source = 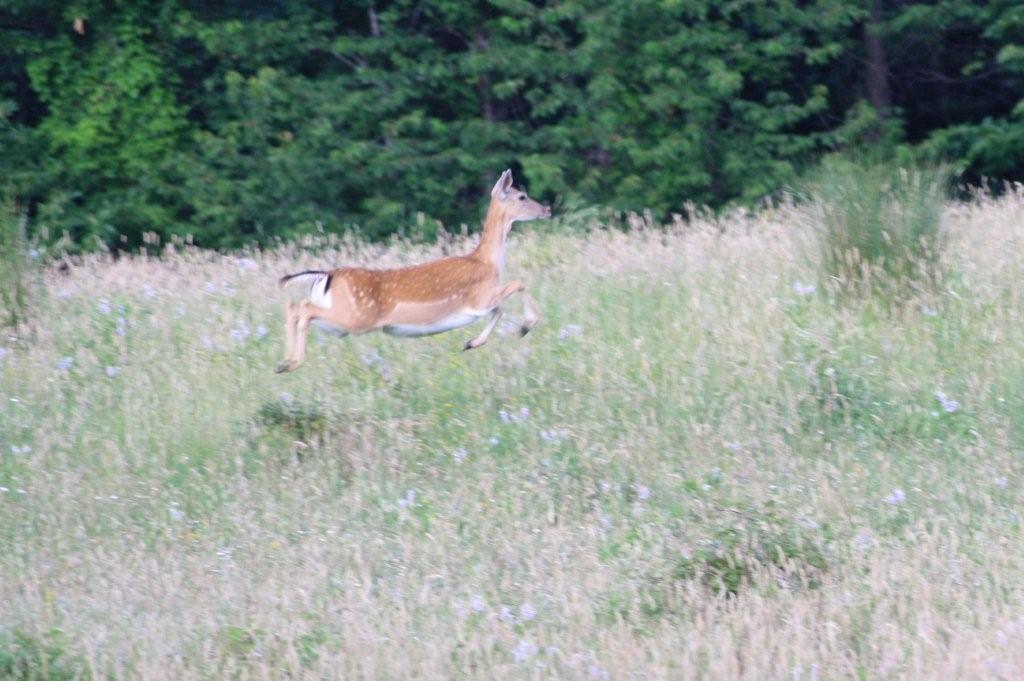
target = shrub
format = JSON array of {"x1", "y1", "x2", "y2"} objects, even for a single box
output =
[
  {"x1": 0, "y1": 628, "x2": 83, "y2": 681},
  {"x1": 0, "y1": 200, "x2": 37, "y2": 331},
  {"x1": 672, "y1": 507, "x2": 828, "y2": 596},
  {"x1": 808, "y1": 156, "x2": 951, "y2": 294}
]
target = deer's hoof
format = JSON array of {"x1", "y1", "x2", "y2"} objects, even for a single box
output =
[
  {"x1": 463, "y1": 340, "x2": 477, "y2": 351},
  {"x1": 275, "y1": 360, "x2": 296, "y2": 374},
  {"x1": 519, "y1": 325, "x2": 532, "y2": 337}
]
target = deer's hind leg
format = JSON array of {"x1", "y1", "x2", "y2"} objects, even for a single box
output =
[{"x1": 276, "y1": 301, "x2": 299, "y2": 373}]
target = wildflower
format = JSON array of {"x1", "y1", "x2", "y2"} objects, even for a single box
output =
[
  {"x1": 29, "y1": 248, "x2": 40, "y2": 259},
  {"x1": 935, "y1": 391, "x2": 959, "y2": 413},
  {"x1": 470, "y1": 595, "x2": 487, "y2": 614},
  {"x1": 634, "y1": 484, "x2": 651, "y2": 500},
  {"x1": 142, "y1": 285, "x2": 157, "y2": 299},
  {"x1": 168, "y1": 504, "x2": 185, "y2": 522},
  {"x1": 512, "y1": 639, "x2": 538, "y2": 663},
  {"x1": 588, "y1": 664, "x2": 610, "y2": 680},
  {"x1": 236, "y1": 257, "x2": 258, "y2": 271},
  {"x1": 0, "y1": 348, "x2": 8, "y2": 361},
  {"x1": 852, "y1": 527, "x2": 876, "y2": 552},
  {"x1": 115, "y1": 317, "x2": 127, "y2": 337},
  {"x1": 488, "y1": 437, "x2": 500, "y2": 446},
  {"x1": 498, "y1": 605, "x2": 516, "y2": 623},
  {"x1": 520, "y1": 407, "x2": 530, "y2": 420},
  {"x1": 452, "y1": 448, "x2": 468, "y2": 463},
  {"x1": 520, "y1": 602, "x2": 537, "y2": 621},
  {"x1": 97, "y1": 299, "x2": 112, "y2": 315},
  {"x1": 724, "y1": 441, "x2": 741, "y2": 452},
  {"x1": 105, "y1": 366, "x2": 119, "y2": 378},
  {"x1": 230, "y1": 321, "x2": 250, "y2": 343},
  {"x1": 201, "y1": 336, "x2": 215, "y2": 350},
  {"x1": 995, "y1": 477, "x2": 1009, "y2": 489},
  {"x1": 57, "y1": 356, "x2": 74, "y2": 371},
  {"x1": 397, "y1": 489, "x2": 416, "y2": 509},
  {"x1": 558, "y1": 324, "x2": 583, "y2": 340},
  {"x1": 10, "y1": 445, "x2": 30, "y2": 456},
  {"x1": 599, "y1": 514, "x2": 613, "y2": 530},
  {"x1": 884, "y1": 488, "x2": 906, "y2": 505},
  {"x1": 793, "y1": 282, "x2": 816, "y2": 296},
  {"x1": 202, "y1": 281, "x2": 217, "y2": 295},
  {"x1": 279, "y1": 392, "x2": 294, "y2": 405},
  {"x1": 499, "y1": 409, "x2": 511, "y2": 423},
  {"x1": 921, "y1": 305, "x2": 939, "y2": 317},
  {"x1": 254, "y1": 324, "x2": 268, "y2": 339}
]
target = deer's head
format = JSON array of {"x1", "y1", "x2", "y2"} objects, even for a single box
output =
[{"x1": 490, "y1": 169, "x2": 551, "y2": 231}]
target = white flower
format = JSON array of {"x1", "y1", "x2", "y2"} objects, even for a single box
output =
[
  {"x1": 921, "y1": 305, "x2": 939, "y2": 317},
  {"x1": 634, "y1": 484, "x2": 651, "y2": 500},
  {"x1": 279, "y1": 392, "x2": 294, "y2": 405},
  {"x1": 10, "y1": 445, "x2": 30, "y2": 456},
  {"x1": 884, "y1": 488, "x2": 906, "y2": 505},
  {"x1": 115, "y1": 317, "x2": 127, "y2": 337},
  {"x1": 995, "y1": 477, "x2": 1009, "y2": 489},
  {"x1": 452, "y1": 448, "x2": 468, "y2": 463},
  {"x1": 488, "y1": 437, "x2": 500, "y2": 446},
  {"x1": 793, "y1": 282, "x2": 816, "y2": 296},
  {"x1": 935, "y1": 391, "x2": 959, "y2": 413},
  {"x1": 105, "y1": 366, "x2": 119, "y2": 378},
  {"x1": 599, "y1": 514, "x2": 613, "y2": 530},
  {"x1": 558, "y1": 324, "x2": 583, "y2": 340},
  {"x1": 470, "y1": 595, "x2": 487, "y2": 614},
  {"x1": 499, "y1": 409, "x2": 511, "y2": 423},
  {"x1": 254, "y1": 324, "x2": 268, "y2": 339},
  {"x1": 498, "y1": 605, "x2": 516, "y2": 623},
  {"x1": 236, "y1": 257, "x2": 258, "y2": 271},
  {"x1": 168, "y1": 504, "x2": 185, "y2": 521},
  {"x1": 512, "y1": 639, "x2": 538, "y2": 663},
  {"x1": 397, "y1": 489, "x2": 416, "y2": 508},
  {"x1": 142, "y1": 285, "x2": 157, "y2": 299},
  {"x1": 57, "y1": 356, "x2": 74, "y2": 371},
  {"x1": 97, "y1": 299, "x2": 112, "y2": 315},
  {"x1": 519, "y1": 602, "x2": 536, "y2": 621}
]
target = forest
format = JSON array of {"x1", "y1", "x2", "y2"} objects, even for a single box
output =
[{"x1": 1, "y1": 0, "x2": 1022, "y2": 249}]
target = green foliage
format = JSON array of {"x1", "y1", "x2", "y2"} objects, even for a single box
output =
[
  {"x1": 809, "y1": 157, "x2": 950, "y2": 294},
  {"x1": 0, "y1": 1, "x2": 1022, "y2": 250},
  {"x1": 0, "y1": 628, "x2": 83, "y2": 681},
  {"x1": 0, "y1": 200, "x2": 37, "y2": 331},
  {"x1": 672, "y1": 505, "x2": 828, "y2": 596},
  {"x1": 252, "y1": 396, "x2": 327, "y2": 448}
]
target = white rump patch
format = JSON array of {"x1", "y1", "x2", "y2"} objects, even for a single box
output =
[
  {"x1": 383, "y1": 311, "x2": 485, "y2": 338},
  {"x1": 282, "y1": 272, "x2": 333, "y2": 309}
]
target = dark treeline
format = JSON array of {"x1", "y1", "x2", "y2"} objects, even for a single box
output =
[{"x1": 1, "y1": 1, "x2": 1022, "y2": 250}]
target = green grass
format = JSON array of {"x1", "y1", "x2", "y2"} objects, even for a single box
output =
[{"x1": 1, "y1": 194, "x2": 1023, "y2": 678}]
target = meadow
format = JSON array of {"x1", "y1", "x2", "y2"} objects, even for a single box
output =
[{"x1": 2, "y1": 189, "x2": 1024, "y2": 679}]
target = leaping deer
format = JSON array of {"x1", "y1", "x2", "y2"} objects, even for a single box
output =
[{"x1": 275, "y1": 169, "x2": 551, "y2": 373}]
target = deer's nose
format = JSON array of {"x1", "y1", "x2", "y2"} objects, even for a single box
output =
[{"x1": 542, "y1": 206, "x2": 552, "y2": 218}]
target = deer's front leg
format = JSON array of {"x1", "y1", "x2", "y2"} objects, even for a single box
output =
[
  {"x1": 464, "y1": 308, "x2": 503, "y2": 351},
  {"x1": 518, "y1": 291, "x2": 540, "y2": 337},
  {"x1": 277, "y1": 301, "x2": 298, "y2": 373}
]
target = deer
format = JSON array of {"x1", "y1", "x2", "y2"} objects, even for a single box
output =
[{"x1": 275, "y1": 169, "x2": 551, "y2": 373}]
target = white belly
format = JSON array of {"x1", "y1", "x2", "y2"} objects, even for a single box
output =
[
  {"x1": 311, "y1": 319, "x2": 349, "y2": 337},
  {"x1": 382, "y1": 311, "x2": 485, "y2": 338}
]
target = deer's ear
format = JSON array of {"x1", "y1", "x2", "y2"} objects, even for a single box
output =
[{"x1": 491, "y1": 169, "x2": 513, "y2": 198}]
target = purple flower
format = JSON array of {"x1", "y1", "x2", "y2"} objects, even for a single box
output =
[
  {"x1": 512, "y1": 640, "x2": 538, "y2": 663},
  {"x1": 935, "y1": 391, "x2": 959, "y2": 413},
  {"x1": 519, "y1": 602, "x2": 537, "y2": 621},
  {"x1": 470, "y1": 595, "x2": 487, "y2": 614},
  {"x1": 105, "y1": 366, "x2": 119, "y2": 378},
  {"x1": 57, "y1": 356, "x2": 74, "y2": 371},
  {"x1": 884, "y1": 488, "x2": 906, "y2": 505}
]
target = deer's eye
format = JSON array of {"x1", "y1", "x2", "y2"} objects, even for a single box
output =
[{"x1": 519, "y1": 195, "x2": 526, "y2": 201}]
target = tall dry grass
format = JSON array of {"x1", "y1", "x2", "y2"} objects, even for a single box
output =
[{"x1": 1, "y1": 188, "x2": 1024, "y2": 679}]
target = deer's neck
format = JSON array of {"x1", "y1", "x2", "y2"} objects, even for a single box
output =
[{"x1": 472, "y1": 202, "x2": 512, "y2": 273}]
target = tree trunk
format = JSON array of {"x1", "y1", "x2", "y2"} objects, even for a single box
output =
[{"x1": 864, "y1": 0, "x2": 891, "y2": 138}]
